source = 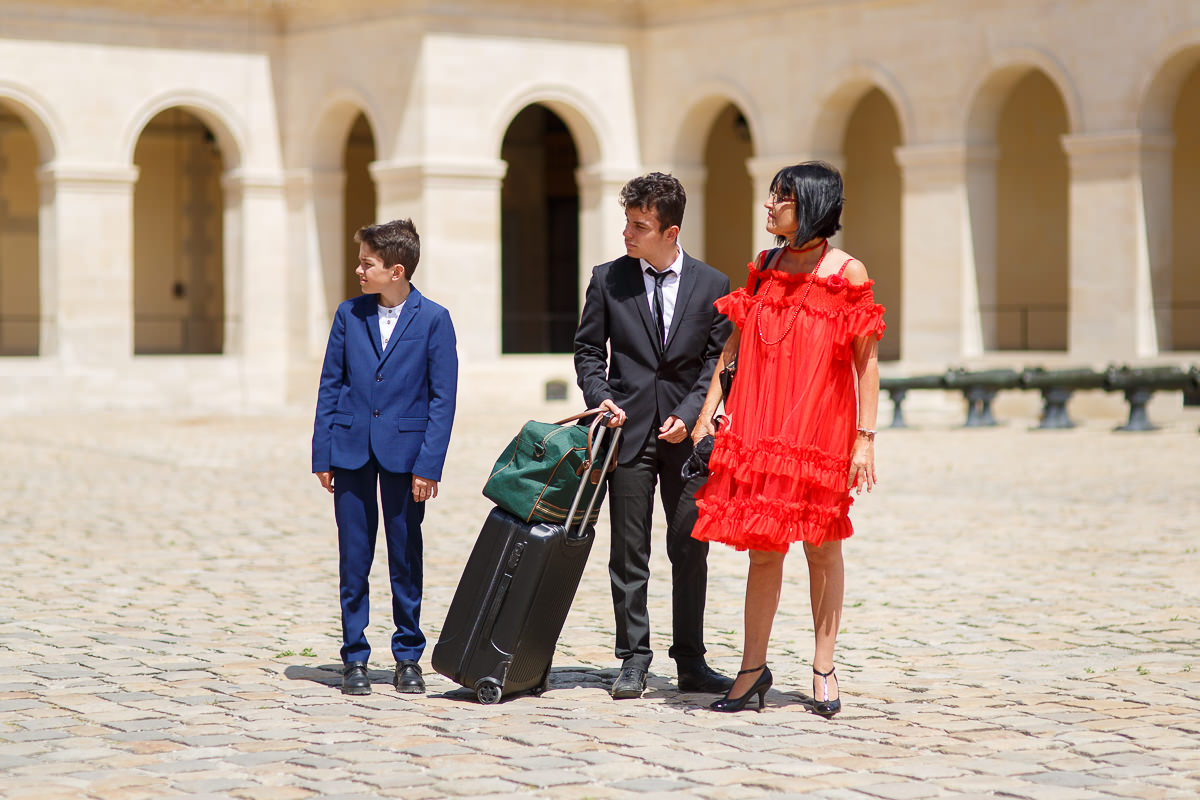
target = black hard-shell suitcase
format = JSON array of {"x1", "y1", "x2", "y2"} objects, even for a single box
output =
[{"x1": 432, "y1": 415, "x2": 621, "y2": 704}]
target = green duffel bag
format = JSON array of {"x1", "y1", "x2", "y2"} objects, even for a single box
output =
[{"x1": 483, "y1": 409, "x2": 618, "y2": 526}]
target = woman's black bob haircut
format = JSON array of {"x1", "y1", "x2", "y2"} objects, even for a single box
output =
[{"x1": 769, "y1": 161, "x2": 844, "y2": 248}]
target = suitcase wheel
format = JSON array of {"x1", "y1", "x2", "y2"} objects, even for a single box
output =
[{"x1": 474, "y1": 678, "x2": 503, "y2": 705}]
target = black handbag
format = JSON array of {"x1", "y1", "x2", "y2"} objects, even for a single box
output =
[
  {"x1": 681, "y1": 430, "x2": 716, "y2": 481},
  {"x1": 716, "y1": 265, "x2": 767, "y2": 401}
]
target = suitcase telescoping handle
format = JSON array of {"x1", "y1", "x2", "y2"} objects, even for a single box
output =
[{"x1": 561, "y1": 410, "x2": 622, "y2": 542}]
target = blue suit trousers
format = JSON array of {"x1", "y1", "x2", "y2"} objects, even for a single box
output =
[{"x1": 334, "y1": 456, "x2": 425, "y2": 665}]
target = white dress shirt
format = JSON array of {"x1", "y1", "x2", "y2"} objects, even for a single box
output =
[
  {"x1": 640, "y1": 247, "x2": 685, "y2": 340},
  {"x1": 377, "y1": 300, "x2": 406, "y2": 349}
]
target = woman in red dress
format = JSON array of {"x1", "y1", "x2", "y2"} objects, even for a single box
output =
[{"x1": 691, "y1": 162, "x2": 885, "y2": 715}]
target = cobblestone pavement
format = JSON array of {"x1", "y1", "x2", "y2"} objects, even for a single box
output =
[{"x1": 1, "y1": 402, "x2": 1198, "y2": 799}]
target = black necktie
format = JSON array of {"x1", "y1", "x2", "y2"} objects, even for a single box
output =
[{"x1": 649, "y1": 269, "x2": 668, "y2": 346}]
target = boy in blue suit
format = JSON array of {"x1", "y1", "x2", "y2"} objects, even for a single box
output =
[{"x1": 312, "y1": 218, "x2": 458, "y2": 696}]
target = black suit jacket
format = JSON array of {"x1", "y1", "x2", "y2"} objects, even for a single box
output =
[{"x1": 574, "y1": 252, "x2": 732, "y2": 464}]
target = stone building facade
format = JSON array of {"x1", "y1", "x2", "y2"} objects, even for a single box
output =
[{"x1": 1, "y1": 0, "x2": 1198, "y2": 412}]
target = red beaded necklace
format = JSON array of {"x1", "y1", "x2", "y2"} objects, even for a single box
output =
[{"x1": 756, "y1": 241, "x2": 830, "y2": 346}]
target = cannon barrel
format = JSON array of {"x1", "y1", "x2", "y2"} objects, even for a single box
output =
[
  {"x1": 1102, "y1": 365, "x2": 1192, "y2": 432},
  {"x1": 878, "y1": 374, "x2": 947, "y2": 428},
  {"x1": 880, "y1": 374, "x2": 946, "y2": 391},
  {"x1": 942, "y1": 368, "x2": 1022, "y2": 389},
  {"x1": 1019, "y1": 367, "x2": 1106, "y2": 391},
  {"x1": 1103, "y1": 364, "x2": 1192, "y2": 391}
]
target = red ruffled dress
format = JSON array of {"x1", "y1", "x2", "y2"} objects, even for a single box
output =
[{"x1": 692, "y1": 249, "x2": 886, "y2": 553}]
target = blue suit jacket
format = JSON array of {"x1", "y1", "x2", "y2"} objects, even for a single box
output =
[{"x1": 312, "y1": 287, "x2": 458, "y2": 480}]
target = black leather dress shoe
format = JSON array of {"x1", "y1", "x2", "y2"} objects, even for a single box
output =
[
  {"x1": 676, "y1": 657, "x2": 735, "y2": 693},
  {"x1": 341, "y1": 661, "x2": 371, "y2": 695},
  {"x1": 394, "y1": 660, "x2": 425, "y2": 694},
  {"x1": 610, "y1": 665, "x2": 647, "y2": 699}
]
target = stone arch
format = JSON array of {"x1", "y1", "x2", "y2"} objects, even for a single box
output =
[
  {"x1": 1139, "y1": 36, "x2": 1200, "y2": 351},
  {"x1": 491, "y1": 85, "x2": 606, "y2": 169},
  {"x1": 964, "y1": 58, "x2": 1073, "y2": 352},
  {"x1": 0, "y1": 82, "x2": 61, "y2": 164},
  {"x1": 965, "y1": 47, "x2": 1081, "y2": 144},
  {"x1": 839, "y1": 88, "x2": 904, "y2": 361},
  {"x1": 498, "y1": 103, "x2": 582, "y2": 353},
  {"x1": 306, "y1": 95, "x2": 381, "y2": 314},
  {"x1": 130, "y1": 106, "x2": 232, "y2": 354},
  {"x1": 0, "y1": 88, "x2": 57, "y2": 356},
  {"x1": 123, "y1": 90, "x2": 245, "y2": 170},
  {"x1": 308, "y1": 90, "x2": 382, "y2": 172},
  {"x1": 668, "y1": 82, "x2": 763, "y2": 167},
  {"x1": 810, "y1": 62, "x2": 913, "y2": 158}
]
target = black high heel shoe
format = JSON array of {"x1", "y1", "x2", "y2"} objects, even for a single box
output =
[
  {"x1": 709, "y1": 664, "x2": 772, "y2": 712},
  {"x1": 812, "y1": 666, "x2": 841, "y2": 718}
]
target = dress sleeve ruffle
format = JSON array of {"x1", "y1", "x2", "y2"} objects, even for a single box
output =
[
  {"x1": 844, "y1": 292, "x2": 886, "y2": 339},
  {"x1": 714, "y1": 287, "x2": 753, "y2": 329},
  {"x1": 714, "y1": 252, "x2": 774, "y2": 329}
]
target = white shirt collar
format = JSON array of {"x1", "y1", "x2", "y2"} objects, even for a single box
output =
[{"x1": 640, "y1": 246, "x2": 684, "y2": 277}]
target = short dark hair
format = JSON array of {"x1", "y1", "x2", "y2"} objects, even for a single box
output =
[
  {"x1": 619, "y1": 172, "x2": 686, "y2": 231},
  {"x1": 770, "y1": 162, "x2": 844, "y2": 247},
  {"x1": 355, "y1": 218, "x2": 421, "y2": 278}
]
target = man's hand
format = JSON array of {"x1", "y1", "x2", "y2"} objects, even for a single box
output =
[
  {"x1": 413, "y1": 475, "x2": 439, "y2": 503},
  {"x1": 599, "y1": 398, "x2": 626, "y2": 428},
  {"x1": 657, "y1": 415, "x2": 687, "y2": 443},
  {"x1": 315, "y1": 471, "x2": 334, "y2": 494}
]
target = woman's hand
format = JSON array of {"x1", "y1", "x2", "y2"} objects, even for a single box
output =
[
  {"x1": 848, "y1": 436, "x2": 876, "y2": 494},
  {"x1": 692, "y1": 414, "x2": 716, "y2": 446}
]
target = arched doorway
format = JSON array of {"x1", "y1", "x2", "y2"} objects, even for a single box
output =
[
  {"x1": 841, "y1": 88, "x2": 902, "y2": 361},
  {"x1": 132, "y1": 108, "x2": 225, "y2": 355},
  {"x1": 990, "y1": 71, "x2": 1069, "y2": 351},
  {"x1": 1169, "y1": 64, "x2": 1200, "y2": 350},
  {"x1": 342, "y1": 112, "x2": 376, "y2": 301},
  {"x1": 500, "y1": 104, "x2": 580, "y2": 354},
  {"x1": 0, "y1": 104, "x2": 40, "y2": 356},
  {"x1": 702, "y1": 103, "x2": 754, "y2": 286}
]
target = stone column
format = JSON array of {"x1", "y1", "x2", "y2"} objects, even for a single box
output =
[
  {"x1": 222, "y1": 168, "x2": 289, "y2": 405},
  {"x1": 37, "y1": 162, "x2": 139, "y2": 364},
  {"x1": 1061, "y1": 132, "x2": 1158, "y2": 362},
  {"x1": 373, "y1": 158, "x2": 508, "y2": 362},
  {"x1": 577, "y1": 164, "x2": 635, "y2": 307},
  {"x1": 664, "y1": 163, "x2": 706, "y2": 259},
  {"x1": 745, "y1": 156, "x2": 797, "y2": 255},
  {"x1": 310, "y1": 168, "x2": 348, "y2": 351},
  {"x1": 1137, "y1": 134, "x2": 1175, "y2": 353},
  {"x1": 894, "y1": 143, "x2": 990, "y2": 366}
]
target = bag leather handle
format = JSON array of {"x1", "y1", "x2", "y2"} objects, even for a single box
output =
[{"x1": 552, "y1": 408, "x2": 605, "y2": 426}]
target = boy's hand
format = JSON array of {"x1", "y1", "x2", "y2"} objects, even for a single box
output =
[
  {"x1": 315, "y1": 471, "x2": 334, "y2": 493},
  {"x1": 413, "y1": 475, "x2": 438, "y2": 502}
]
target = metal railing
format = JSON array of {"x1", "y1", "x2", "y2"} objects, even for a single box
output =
[
  {"x1": 978, "y1": 304, "x2": 1068, "y2": 351},
  {"x1": 134, "y1": 315, "x2": 224, "y2": 355}
]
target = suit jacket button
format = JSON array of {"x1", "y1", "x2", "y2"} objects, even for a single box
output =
[
  {"x1": 373, "y1": 410, "x2": 381, "y2": 418},
  {"x1": 376, "y1": 374, "x2": 383, "y2": 382}
]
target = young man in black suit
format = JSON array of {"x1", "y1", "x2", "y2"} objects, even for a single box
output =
[{"x1": 574, "y1": 172, "x2": 734, "y2": 699}]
